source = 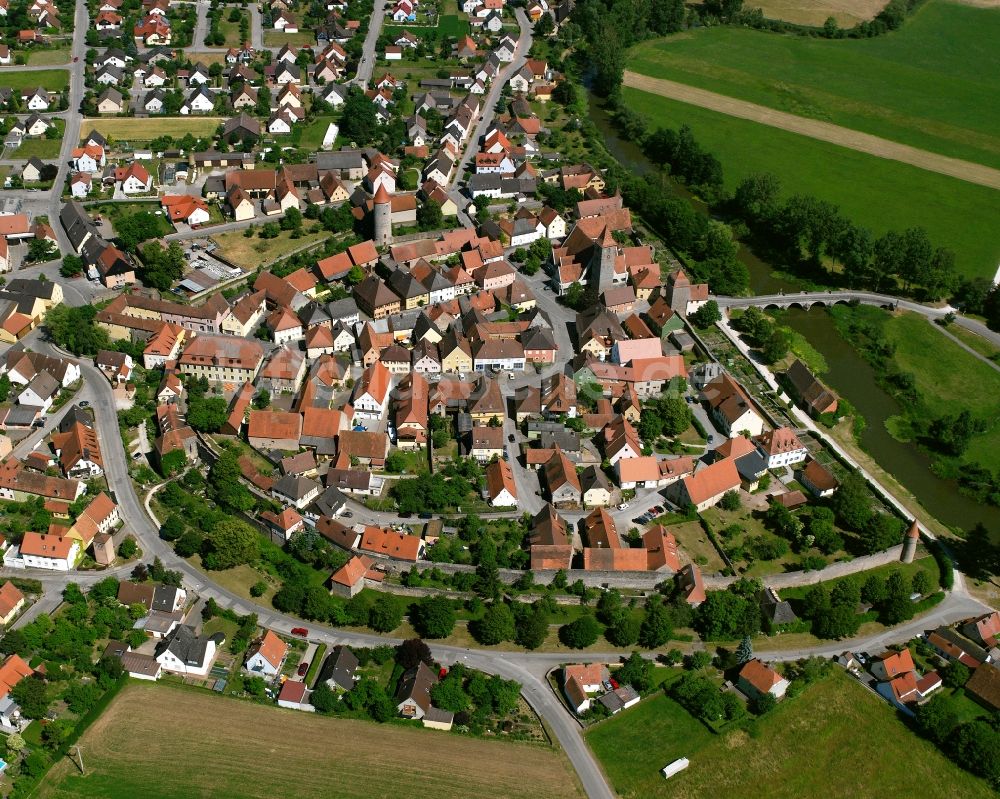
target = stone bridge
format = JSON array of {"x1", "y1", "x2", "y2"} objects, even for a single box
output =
[{"x1": 713, "y1": 290, "x2": 913, "y2": 314}]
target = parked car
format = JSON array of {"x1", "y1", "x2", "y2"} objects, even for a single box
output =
[
  {"x1": 290, "y1": 627, "x2": 308, "y2": 637},
  {"x1": 616, "y1": 502, "x2": 629, "y2": 510},
  {"x1": 297, "y1": 661, "x2": 308, "y2": 677},
  {"x1": 342, "y1": 511, "x2": 353, "y2": 518},
  {"x1": 418, "y1": 512, "x2": 432, "y2": 520},
  {"x1": 79, "y1": 400, "x2": 90, "y2": 407},
  {"x1": 508, "y1": 434, "x2": 515, "y2": 443}
]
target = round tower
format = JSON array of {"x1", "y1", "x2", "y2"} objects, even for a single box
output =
[
  {"x1": 900, "y1": 519, "x2": 919, "y2": 563},
  {"x1": 373, "y1": 183, "x2": 392, "y2": 247}
]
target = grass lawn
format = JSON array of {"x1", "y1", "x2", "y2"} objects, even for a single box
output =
[
  {"x1": 25, "y1": 46, "x2": 71, "y2": 66},
  {"x1": 297, "y1": 115, "x2": 340, "y2": 151},
  {"x1": 778, "y1": 553, "x2": 937, "y2": 603},
  {"x1": 11, "y1": 135, "x2": 62, "y2": 159},
  {"x1": 626, "y1": 1, "x2": 1000, "y2": 169},
  {"x1": 620, "y1": 87, "x2": 1000, "y2": 282},
  {"x1": 80, "y1": 117, "x2": 224, "y2": 143},
  {"x1": 90, "y1": 201, "x2": 171, "y2": 236},
  {"x1": 36, "y1": 683, "x2": 584, "y2": 799},
  {"x1": 946, "y1": 324, "x2": 1000, "y2": 363},
  {"x1": 882, "y1": 311, "x2": 1000, "y2": 469},
  {"x1": 0, "y1": 67, "x2": 68, "y2": 91},
  {"x1": 219, "y1": 18, "x2": 244, "y2": 47},
  {"x1": 264, "y1": 30, "x2": 319, "y2": 47},
  {"x1": 586, "y1": 669, "x2": 994, "y2": 798},
  {"x1": 660, "y1": 519, "x2": 726, "y2": 574},
  {"x1": 213, "y1": 227, "x2": 328, "y2": 269},
  {"x1": 188, "y1": 556, "x2": 278, "y2": 606}
]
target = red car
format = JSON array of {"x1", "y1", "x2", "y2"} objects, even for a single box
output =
[
  {"x1": 297, "y1": 661, "x2": 309, "y2": 677},
  {"x1": 290, "y1": 627, "x2": 308, "y2": 637}
]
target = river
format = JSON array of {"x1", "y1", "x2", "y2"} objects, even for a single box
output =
[{"x1": 588, "y1": 94, "x2": 1000, "y2": 537}]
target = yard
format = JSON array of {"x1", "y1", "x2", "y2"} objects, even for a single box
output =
[
  {"x1": 619, "y1": 86, "x2": 1000, "y2": 282},
  {"x1": 662, "y1": 519, "x2": 727, "y2": 574},
  {"x1": 296, "y1": 114, "x2": 341, "y2": 151},
  {"x1": 80, "y1": 117, "x2": 224, "y2": 143},
  {"x1": 625, "y1": 0, "x2": 1000, "y2": 169},
  {"x1": 25, "y1": 46, "x2": 71, "y2": 66},
  {"x1": 10, "y1": 133, "x2": 62, "y2": 159},
  {"x1": 264, "y1": 30, "x2": 320, "y2": 47},
  {"x1": 89, "y1": 201, "x2": 172, "y2": 239},
  {"x1": 36, "y1": 683, "x2": 584, "y2": 799},
  {"x1": 586, "y1": 669, "x2": 994, "y2": 798},
  {"x1": 0, "y1": 67, "x2": 68, "y2": 90},
  {"x1": 213, "y1": 227, "x2": 328, "y2": 269}
]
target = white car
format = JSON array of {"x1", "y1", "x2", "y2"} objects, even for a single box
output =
[{"x1": 616, "y1": 502, "x2": 629, "y2": 510}]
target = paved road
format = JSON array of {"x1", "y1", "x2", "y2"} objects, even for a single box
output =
[
  {"x1": 622, "y1": 71, "x2": 1000, "y2": 191},
  {"x1": 447, "y1": 8, "x2": 533, "y2": 226},
  {"x1": 355, "y1": 0, "x2": 388, "y2": 87}
]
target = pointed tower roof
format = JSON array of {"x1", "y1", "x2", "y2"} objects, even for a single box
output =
[
  {"x1": 373, "y1": 183, "x2": 390, "y2": 204},
  {"x1": 598, "y1": 225, "x2": 615, "y2": 248},
  {"x1": 906, "y1": 520, "x2": 920, "y2": 539}
]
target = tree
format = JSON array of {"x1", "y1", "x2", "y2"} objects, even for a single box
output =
[
  {"x1": 559, "y1": 615, "x2": 601, "y2": 649},
  {"x1": 118, "y1": 537, "x2": 138, "y2": 559},
  {"x1": 733, "y1": 172, "x2": 781, "y2": 224},
  {"x1": 368, "y1": 594, "x2": 404, "y2": 633},
  {"x1": 311, "y1": 681, "x2": 338, "y2": 712},
  {"x1": 250, "y1": 581, "x2": 268, "y2": 598},
  {"x1": 830, "y1": 471, "x2": 872, "y2": 531},
  {"x1": 207, "y1": 449, "x2": 255, "y2": 512},
  {"x1": 60, "y1": 254, "x2": 85, "y2": 277},
  {"x1": 157, "y1": 449, "x2": 187, "y2": 477},
  {"x1": 514, "y1": 605, "x2": 548, "y2": 650},
  {"x1": 252, "y1": 389, "x2": 271, "y2": 410},
  {"x1": 604, "y1": 612, "x2": 640, "y2": 647},
  {"x1": 185, "y1": 396, "x2": 229, "y2": 432},
  {"x1": 943, "y1": 661, "x2": 970, "y2": 689},
  {"x1": 914, "y1": 693, "x2": 959, "y2": 745},
  {"x1": 638, "y1": 601, "x2": 672, "y2": 649},
  {"x1": 115, "y1": 211, "x2": 164, "y2": 252},
  {"x1": 11, "y1": 676, "x2": 49, "y2": 719},
  {"x1": 912, "y1": 569, "x2": 933, "y2": 596},
  {"x1": 44, "y1": 304, "x2": 111, "y2": 356},
  {"x1": 384, "y1": 451, "x2": 408, "y2": 474},
  {"x1": 880, "y1": 571, "x2": 913, "y2": 625},
  {"x1": 695, "y1": 589, "x2": 760, "y2": 640},
  {"x1": 204, "y1": 519, "x2": 259, "y2": 570},
  {"x1": 719, "y1": 490, "x2": 741, "y2": 511},
  {"x1": 340, "y1": 88, "x2": 379, "y2": 144},
  {"x1": 397, "y1": 638, "x2": 433, "y2": 669},
  {"x1": 6, "y1": 733, "x2": 25, "y2": 754},
  {"x1": 689, "y1": 300, "x2": 721, "y2": 329},
  {"x1": 431, "y1": 673, "x2": 470, "y2": 713},
  {"x1": 160, "y1": 514, "x2": 186, "y2": 542},
  {"x1": 750, "y1": 691, "x2": 777, "y2": 715},
  {"x1": 861, "y1": 513, "x2": 904, "y2": 554},
  {"x1": 617, "y1": 651, "x2": 654, "y2": 692},
  {"x1": 412, "y1": 596, "x2": 456, "y2": 639},
  {"x1": 417, "y1": 200, "x2": 443, "y2": 231},
  {"x1": 472, "y1": 602, "x2": 515, "y2": 645},
  {"x1": 736, "y1": 635, "x2": 753, "y2": 664}
]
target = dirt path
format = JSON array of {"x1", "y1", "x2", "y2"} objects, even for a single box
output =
[{"x1": 623, "y1": 71, "x2": 1000, "y2": 191}]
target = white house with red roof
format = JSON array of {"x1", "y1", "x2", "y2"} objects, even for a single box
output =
[{"x1": 737, "y1": 659, "x2": 790, "y2": 701}]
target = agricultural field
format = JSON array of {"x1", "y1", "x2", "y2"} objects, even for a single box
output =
[
  {"x1": 586, "y1": 669, "x2": 994, "y2": 799},
  {"x1": 80, "y1": 117, "x2": 223, "y2": 143},
  {"x1": 754, "y1": 0, "x2": 887, "y2": 25},
  {"x1": 36, "y1": 683, "x2": 583, "y2": 799},
  {"x1": 619, "y1": 87, "x2": 1000, "y2": 281},
  {"x1": 0, "y1": 67, "x2": 68, "y2": 91},
  {"x1": 625, "y1": 1, "x2": 1000, "y2": 169}
]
